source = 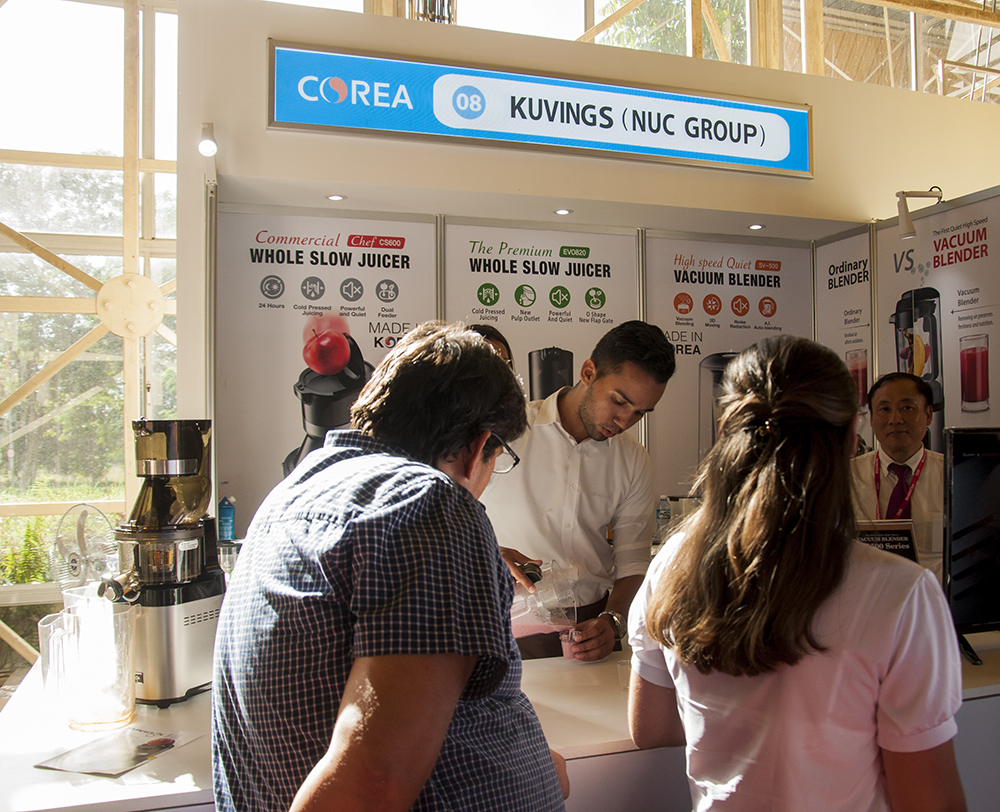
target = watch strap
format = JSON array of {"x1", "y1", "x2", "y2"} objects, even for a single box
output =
[{"x1": 598, "y1": 610, "x2": 624, "y2": 640}]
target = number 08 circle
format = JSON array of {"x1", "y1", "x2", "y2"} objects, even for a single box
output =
[{"x1": 452, "y1": 85, "x2": 485, "y2": 120}]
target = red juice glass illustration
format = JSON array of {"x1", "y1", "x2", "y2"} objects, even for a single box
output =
[
  {"x1": 960, "y1": 334, "x2": 989, "y2": 412},
  {"x1": 846, "y1": 348, "x2": 868, "y2": 412}
]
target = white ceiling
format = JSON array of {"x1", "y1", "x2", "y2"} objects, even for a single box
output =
[{"x1": 218, "y1": 174, "x2": 865, "y2": 244}]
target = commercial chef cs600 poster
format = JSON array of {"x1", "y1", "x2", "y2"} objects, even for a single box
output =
[{"x1": 215, "y1": 209, "x2": 436, "y2": 536}]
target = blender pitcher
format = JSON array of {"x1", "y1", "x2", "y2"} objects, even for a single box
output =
[
  {"x1": 510, "y1": 561, "x2": 577, "y2": 637},
  {"x1": 38, "y1": 587, "x2": 137, "y2": 731}
]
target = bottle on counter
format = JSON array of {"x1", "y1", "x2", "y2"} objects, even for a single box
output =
[
  {"x1": 219, "y1": 496, "x2": 236, "y2": 541},
  {"x1": 655, "y1": 495, "x2": 671, "y2": 543}
]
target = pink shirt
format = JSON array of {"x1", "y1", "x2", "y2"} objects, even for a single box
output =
[{"x1": 630, "y1": 536, "x2": 961, "y2": 812}]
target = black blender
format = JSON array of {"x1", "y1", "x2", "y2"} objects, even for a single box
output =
[
  {"x1": 528, "y1": 346, "x2": 574, "y2": 401},
  {"x1": 698, "y1": 352, "x2": 737, "y2": 461},
  {"x1": 100, "y1": 419, "x2": 226, "y2": 708},
  {"x1": 890, "y1": 288, "x2": 945, "y2": 451}
]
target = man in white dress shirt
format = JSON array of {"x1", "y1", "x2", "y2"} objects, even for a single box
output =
[
  {"x1": 851, "y1": 372, "x2": 944, "y2": 575},
  {"x1": 483, "y1": 321, "x2": 676, "y2": 661}
]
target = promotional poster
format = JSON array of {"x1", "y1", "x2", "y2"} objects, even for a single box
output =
[
  {"x1": 210, "y1": 194, "x2": 998, "y2": 538},
  {"x1": 644, "y1": 237, "x2": 813, "y2": 498},
  {"x1": 876, "y1": 196, "x2": 998, "y2": 445},
  {"x1": 874, "y1": 193, "x2": 999, "y2": 630},
  {"x1": 815, "y1": 230, "x2": 874, "y2": 449},
  {"x1": 443, "y1": 223, "x2": 640, "y2": 401},
  {"x1": 214, "y1": 209, "x2": 436, "y2": 535}
]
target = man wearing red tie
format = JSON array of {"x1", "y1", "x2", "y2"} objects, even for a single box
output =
[{"x1": 851, "y1": 372, "x2": 943, "y2": 576}]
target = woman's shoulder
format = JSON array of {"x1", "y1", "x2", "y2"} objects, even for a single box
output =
[{"x1": 840, "y1": 541, "x2": 939, "y2": 608}]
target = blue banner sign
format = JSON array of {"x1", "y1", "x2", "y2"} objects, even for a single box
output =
[{"x1": 271, "y1": 44, "x2": 811, "y2": 176}]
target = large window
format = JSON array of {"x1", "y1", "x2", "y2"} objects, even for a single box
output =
[
  {"x1": 377, "y1": 0, "x2": 1000, "y2": 102},
  {"x1": 0, "y1": 0, "x2": 177, "y2": 686}
]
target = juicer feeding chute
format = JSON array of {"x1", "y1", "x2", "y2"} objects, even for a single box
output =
[{"x1": 283, "y1": 332, "x2": 375, "y2": 476}]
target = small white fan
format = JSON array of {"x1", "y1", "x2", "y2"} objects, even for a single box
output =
[{"x1": 50, "y1": 503, "x2": 118, "y2": 591}]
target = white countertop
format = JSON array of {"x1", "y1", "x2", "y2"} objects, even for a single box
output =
[
  {"x1": 0, "y1": 669, "x2": 213, "y2": 812},
  {"x1": 520, "y1": 649, "x2": 634, "y2": 759},
  {"x1": 3, "y1": 632, "x2": 999, "y2": 812},
  {"x1": 957, "y1": 631, "x2": 1000, "y2": 699},
  {"x1": 0, "y1": 651, "x2": 633, "y2": 812}
]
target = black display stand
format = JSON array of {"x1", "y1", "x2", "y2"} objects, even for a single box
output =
[{"x1": 944, "y1": 427, "x2": 1000, "y2": 666}]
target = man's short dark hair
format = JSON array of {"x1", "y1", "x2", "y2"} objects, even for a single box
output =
[
  {"x1": 469, "y1": 324, "x2": 513, "y2": 367},
  {"x1": 351, "y1": 321, "x2": 527, "y2": 465},
  {"x1": 867, "y1": 372, "x2": 934, "y2": 410},
  {"x1": 590, "y1": 320, "x2": 676, "y2": 384}
]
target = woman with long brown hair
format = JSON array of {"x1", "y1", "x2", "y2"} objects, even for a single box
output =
[{"x1": 628, "y1": 336, "x2": 965, "y2": 811}]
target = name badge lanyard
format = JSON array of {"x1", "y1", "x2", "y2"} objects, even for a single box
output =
[{"x1": 874, "y1": 449, "x2": 926, "y2": 520}]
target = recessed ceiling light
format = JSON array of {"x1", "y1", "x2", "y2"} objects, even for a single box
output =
[
  {"x1": 749, "y1": 223, "x2": 764, "y2": 230},
  {"x1": 555, "y1": 208, "x2": 572, "y2": 216},
  {"x1": 327, "y1": 194, "x2": 346, "y2": 201}
]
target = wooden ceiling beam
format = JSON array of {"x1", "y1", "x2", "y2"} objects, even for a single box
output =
[{"x1": 879, "y1": 0, "x2": 1000, "y2": 28}]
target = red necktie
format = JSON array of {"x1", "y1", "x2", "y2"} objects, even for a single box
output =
[{"x1": 886, "y1": 463, "x2": 911, "y2": 520}]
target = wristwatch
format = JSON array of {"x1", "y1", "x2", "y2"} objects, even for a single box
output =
[{"x1": 598, "y1": 609, "x2": 625, "y2": 641}]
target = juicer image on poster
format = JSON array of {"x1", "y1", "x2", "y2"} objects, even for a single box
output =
[
  {"x1": 890, "y1": 288, "x2": 945, "y2": 451},
  {"x1": 215, "y1": 210, "x2": 436, "y2": 536},
  {"x1": 283, "y1": 315, "x2": 375, "y2": 476},
  {"x1": 529, "y1": 347, "x2": 573, "y2": 400}
]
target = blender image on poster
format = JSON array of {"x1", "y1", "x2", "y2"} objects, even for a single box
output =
[
  {"x1": 284, "y1": 315, "x2": 375, "y2": 475},
  {"x1": 699, "y1": 352, "x2": 737, "y2": 461},
  {"x1": 890, "y1": 288, "x2": 944, "y2": 450}
]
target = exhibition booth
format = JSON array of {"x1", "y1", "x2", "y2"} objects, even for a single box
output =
[
  {"x1": 174, "y1": 1, "x2": 1000, "y2": 522},
  {"x1": 183, "y1": 3, "x2": 1000, "y2": 810},
  {"x1": 6, "y1": 0, "x2": 1000, "y2": 810}
]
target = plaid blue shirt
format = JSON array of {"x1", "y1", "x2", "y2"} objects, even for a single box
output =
[{"x1": 212, "y1": 431, "x2": 565, "y2": 812}]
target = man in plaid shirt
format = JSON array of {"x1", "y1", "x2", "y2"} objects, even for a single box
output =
[{"x1": 212, "y1": 322, "x2": 568, "y2": 812}]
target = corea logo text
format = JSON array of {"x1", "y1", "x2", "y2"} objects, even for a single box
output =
[{"x1": 297, "y1": 76, "x2": 413, "y2": 109}]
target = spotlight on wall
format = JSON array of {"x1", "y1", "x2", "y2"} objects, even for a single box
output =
[
  {"x1": 895, "y1": 187, "x2": 943, "y2": 240},
  {"x1": 198, "y1": 123, "x2": 218, "y2": 157},
  {"x1": 749, "y1": 224, "x2": 764, "y2": 231},
  {"x1": 327, "y1": 194, "x2": 346, "y2": 202},
  {"x1": 555, "y1": 209, "x2": 572, "y2": 216}
]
